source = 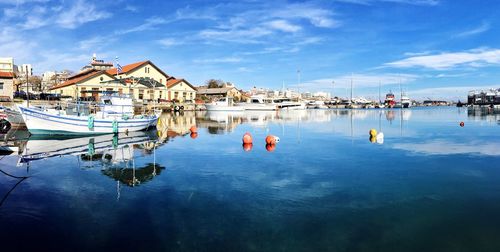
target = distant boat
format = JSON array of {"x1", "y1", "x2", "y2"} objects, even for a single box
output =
[
  {"x1": 401, "y1": 93, "x2": 411, "y2": 108},
  {"x1": 205, "y1": 97, "x2": 244, "y2": 111},
  {"x1": 18, "y1": 94, "x2": 159, "y2": 135},
  {"x1": 385, "y1": 92, "x2": 396, "y2": 108}
]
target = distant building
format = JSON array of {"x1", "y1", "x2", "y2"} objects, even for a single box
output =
[
  {"x1": 20, "y1": 64, "x2": 32, "y2": 76},
  {"x1": 166, "y1": 78, "x2": 197, "y2": 102},
  {"x1": 467, "y1": 89, "x2": 500, "y2": 105},
  {"x1": 0, "y1": 71, "x2": 14, "y2": 101},
  {"x1": 0, "y1": 57, "x2": 17, "y2": 73},
  {"x1": 80, "y1": 54, "x2": 114, "y2": 72},
  {"x1": 196, "y1": 82, "x2": 242, "y2": 101}
]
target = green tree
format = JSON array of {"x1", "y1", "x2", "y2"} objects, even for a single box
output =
[{"x1": 205, "y1": 79, "x2": 224, "y2": 88}]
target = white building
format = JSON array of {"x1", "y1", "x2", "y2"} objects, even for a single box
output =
[
  {"x1": 0, "y1": 57, "x2": 18, "y2": 73},
  {"x1": 20, "y1": 64, "x2": 32, "y2": 76}
]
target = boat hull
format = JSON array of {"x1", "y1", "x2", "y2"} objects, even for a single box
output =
[
  {"x1": 205, "y1": 104, "x2": 244, "y2": 111},
  {"x1": 18, "y1": 106, "x2": 157, "y2": 135}
]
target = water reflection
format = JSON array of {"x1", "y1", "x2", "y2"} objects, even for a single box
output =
[{"x1": 467, "y1": 107, "x2": 500, "y2": 123}]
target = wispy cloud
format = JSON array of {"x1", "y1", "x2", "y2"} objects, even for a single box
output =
[
  {"x1": 385, "y1": 48, "x2": 500, "y2": 70},
  {"x1": 193, "y1": 57, "x2": 243, "y2": 64},
  {"x1": 300, "y1": 73, "x2": 418, "y2": 90},
  {"x1": 157, "y1": 38, "x2": 181, "y2": 48},
  {"x1": 454, "y1": 22, "x2": 490, "y2": 38},
  {"x1": 266, "y1": 20, "x2": 301, "y2": 33},
  {"x1": 56, "y1": 0, "x2": 112, "y2": 29},
  {"x1": 116, "y1": 16, "x2": 167, "y2": 35},
  {"x1": 335, "y1": 0, "x2": 439, "y2": 6}
]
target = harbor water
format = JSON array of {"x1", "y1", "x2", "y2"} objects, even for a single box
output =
[{"x1": 1, "y1": 107, "x2": 500, "y2": 251}]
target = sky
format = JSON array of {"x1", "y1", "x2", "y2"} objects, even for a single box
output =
[{"x1": 1, "y1": 0, "x2": 500, "y2": 101}]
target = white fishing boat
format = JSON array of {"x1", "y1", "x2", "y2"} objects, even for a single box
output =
[
  {"x1": 236, "y1": 96, "x2": 279, "y2": 111},
  {"x1": 17, "y1": 94, "x2": 159, "y2": 135},
  {"x1": 205, "y1": 97, "x2": 244, "y2": 111}
]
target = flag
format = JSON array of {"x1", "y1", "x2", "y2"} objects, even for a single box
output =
[{"x1": 117, "y1": 63, "x2": 123, "y2": 74}]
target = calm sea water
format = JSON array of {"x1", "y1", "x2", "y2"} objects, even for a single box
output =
[{"x1": 1, "y1": 107, "x2": 500, "y2": 251}]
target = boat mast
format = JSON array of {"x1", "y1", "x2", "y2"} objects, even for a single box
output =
[
  {"x1": 350, "y1": 73, "x2": 353, "y2": 104},
  {"x1": 378, "y1": 80, "x2": 381, "y2": 104}
]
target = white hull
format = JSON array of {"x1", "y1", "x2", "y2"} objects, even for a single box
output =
[
  {"x1": 205, "y1": 104, "x2": 244, "y2": 111},
  {"x1": 236, "y1": 104, "x2": 278, "y2": 111},
  {"x1": 18, "y1": 105, "x2": 158, "y2": 135}
]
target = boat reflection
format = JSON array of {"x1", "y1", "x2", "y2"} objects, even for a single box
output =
[{"x1": 21, "y1": 131, "x2": 158, "y2": 163}]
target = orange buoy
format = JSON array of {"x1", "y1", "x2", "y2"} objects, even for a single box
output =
[
  {"x1": 190, "y1": 125, "x2": 198, "y2": 133},
  {"x1": 242, "y1": 143, "x2": 253, "y2": 152},
  {"x1": 190, "y1": 132, "x2": 198, "y2": 139},
  {"x1": 242, "y1": 132, "x2": 253, "y2": 144},
  {"x1": 460, "y1": 122, "x2": 464, "y2": 127},
  {"x1": 265, "y1": 135, "x2": 277, "y2": 145},
  {"x1": 266, "y1": 144, "x2": 276, "y2": 152}
]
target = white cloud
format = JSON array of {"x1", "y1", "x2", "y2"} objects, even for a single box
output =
[
  {"x1": 199, "y1": 27, "x2": 272, "y2": 43},
  {"x1": 301, "y1": 73, "x2": 418, "y2": 89},
  {"x1": 124, "y1": 5, "x2": 139, "y2": 12},
  {"x1": 116, "y1": 17, "x2": 167, "y2": 35},
  {"x1": 454, "y1": 22, "x2": 490, "y2": 38},
  {"x1": 271, "y1": 3, "x2": 339, "y2": 28},
  {"x1": 0, "y1": 0, "x2": 48, "y2": 4},
  {"x1": 193, "y1": 57, "x2": 242, "y2": 64},
  {"x1": 56, "y1": 0, "x2": 111, "y2": 29},
  {"x1": 266, "y1": 20, "x2": 301, "y2": 33},
  {"x1": 157, "y1": 38, "x2": 180, "y2": 47},
  {"x1": 385, "y1": 48, "x2": 500, "y2": 70},
  {"x1": 335, "y1": 0, "x2": 439, "y2": 6}
]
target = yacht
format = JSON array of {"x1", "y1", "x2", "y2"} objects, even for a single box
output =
[
  {"x1": 236, "y1": 96, "x2": 279, "y2": 111},
  {"x1": 401, "y1": 93, "x2": 411, "y2": 108},
  {"x1": 205, "y1": 97, "x2": 244, "y2": 111},
  {"x1": 385, "y1": 92, "x2": 396, "y2": 108}
]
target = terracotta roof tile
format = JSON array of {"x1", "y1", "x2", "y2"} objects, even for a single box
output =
[
  {"x1": 0, "y1": 72, "x2": 14, "y2": 78},
  {"x1": 106, "y1": 61, "x2": 148, "y2": 75},
  {"x1": 50, "y1": 70, "x2": 105, "y2": 90}
]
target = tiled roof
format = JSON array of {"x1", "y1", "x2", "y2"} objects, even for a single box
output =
[
  {"x1": 50, "y1": 70, "x2": 106, "y2": 90},
  {"x1": 0, "y1": 71, "x2": 14, "y2": 78},
  {"x1": 166, "y1": 78, "x2": 196, "y2": 91},
  {"x1": 106, "y1": 61, "x2": 148, "y2": 75}
]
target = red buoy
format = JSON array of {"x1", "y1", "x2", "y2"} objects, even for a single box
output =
[
  {"x1": 266, "y1": 144, "x2": 276, "y2": 152},
  {"x1": 190, "y1": 132, "x2": 198, "y2": 139},
  {"x1": 242, "y1": 132, "x2": 253, "y2": 144},
  {"x1": 242, "y1": 143, "x2": 253, "y2": 152},
  {"x1": 190, "y1": 125, "x2": 198, "y2": 133},
  {"x1": 265, "y1": 135, "x2": 277, "y2": 145},
  {"x1": 460, "y1": 122, "x2": 464, "y2": 127}
]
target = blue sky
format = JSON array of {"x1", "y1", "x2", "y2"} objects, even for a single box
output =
[{"x1": 1, "y1": 0, "x2": 500, "y2": 100}]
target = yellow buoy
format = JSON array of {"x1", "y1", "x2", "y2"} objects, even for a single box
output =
[{"x1": 369, "y1": 129, "x2": 377, "y2": 137}]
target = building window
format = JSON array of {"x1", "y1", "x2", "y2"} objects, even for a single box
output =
[
  {"x1": 139, "y1": 89, "x2": 144, "y2": 100},
  {"x1": 174, "y1": 91, "x2": 178, "y2": 99},
  {"x1": 183, "y1": 92, "x2": 187, "y2": 100},
  {"x1": 0, "y1": 82, "x2": 3, "y2": 90}
]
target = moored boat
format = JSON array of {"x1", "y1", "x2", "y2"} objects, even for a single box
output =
[
  {"x1": 17, "y1": 94, "x2": 159, "y2": 135},
  {"x1": 236, "y1": 96, "x2": 278, "y2": 111},
  {"x1": 205, "y1": 97, "x2": 244, "y2": 111}
]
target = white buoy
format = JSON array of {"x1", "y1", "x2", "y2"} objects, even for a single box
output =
[
  {"x1": 274, "y1": 136, "x2": 280, "y2": 143},
  {"x1": 376, "y1": 132, "x2": 384, "y2": 144}
]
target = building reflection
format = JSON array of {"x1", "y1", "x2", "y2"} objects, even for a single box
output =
[{"x1": 467, "y1": 107, "x2": 500, "y2": 124}]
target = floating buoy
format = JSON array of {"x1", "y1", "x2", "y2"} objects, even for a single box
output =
[
  {"x1": 242, "y1": 132, "x2": 253, "y2": 144},
  {"x1": 242, "y1": 143, "x2": 253, "y2": 152},
  {"x1": 190, "y1": 125, "x2": 197, "y2": 133},
  {"x1": 369, "y1": 129, "x2": 377, "y2": 137},
  {"x1": 460, "y1": 122, "x2": 464, "y2": 127},
  {"x1": 369, "y1": 136, "x2": 376, "y2": 143},
  {"x1": 190, "y1": 132, "x2": 198, "y2": 139},
  {"x1": 376, "y1": 132, "x2": 384, "y2": 144},
  {"x1": 266, "y1": 144, "x2": 276, "y2": 152},
  {"x1": 265, "y1": 135, "x2": 279, "y2": 145}
]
